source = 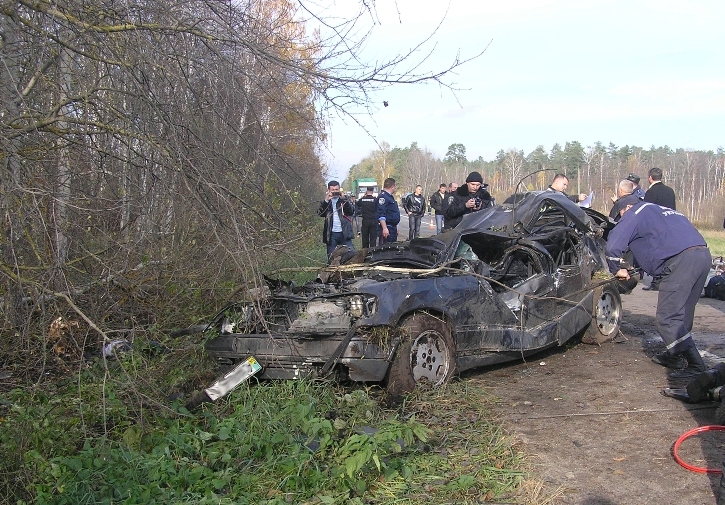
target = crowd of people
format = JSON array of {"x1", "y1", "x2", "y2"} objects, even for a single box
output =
[{"x1": 318, "y1": 166, "x2": 684, "y2": 255}]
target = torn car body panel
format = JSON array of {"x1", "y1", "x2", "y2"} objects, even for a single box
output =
[{"x1": 204, "y1": 191, "x2": 621, "y2": 388}]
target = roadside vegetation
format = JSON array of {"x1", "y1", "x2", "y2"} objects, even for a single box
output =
[
  {"x1": 1, "y1": 336, "x2": 530, "y2": 504},
  {"x1": 702, "y1": 230, "x2": 725, "y2": 258},
  {"x1": 0, "y1": 229, "x2": 533, "y2": 504}
]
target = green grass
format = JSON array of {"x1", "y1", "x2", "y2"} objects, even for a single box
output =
[
  {"x1": 4, "y1": 367, "x2": 531, "y2": 504},
  {"x1": 701, "y1": 229, "x2": 725, "y2": 258}
]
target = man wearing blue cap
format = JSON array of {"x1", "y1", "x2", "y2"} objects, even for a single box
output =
[
  {"x1": 444, "y1": 171, "x2": 494, "y2": 229},
  {"x1": 626, "y1": 173, "x2": 646, "y2": 199}
]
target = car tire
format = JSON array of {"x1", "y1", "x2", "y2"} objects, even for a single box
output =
[
  {"x1": 582, "y1": 284, "x2": 622, "y2": 344},
  {"x1": 386, "y1": 313, "x2": 456, "y2": 396}
]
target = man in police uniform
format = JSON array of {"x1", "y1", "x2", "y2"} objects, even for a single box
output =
[
  {"x1": 376, "y1": 177, "x2": 400, "y2": 243},
  {"x1": 626, "y1": 173, "x2": 646, "y2": 199},
  {"x1": 358, "y1": 187, "x2": 378, "y2": 249},
  {"x1": 607, "y1": 201, "x2": 711, "y2": 380}
]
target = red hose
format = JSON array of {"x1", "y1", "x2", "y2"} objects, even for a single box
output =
[{"x1": 673, "y1": 425, "x2": 725, "y2": 474}]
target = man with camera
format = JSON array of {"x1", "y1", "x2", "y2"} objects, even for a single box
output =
[
  {"x1": 318, "y1": 180, "x2": 355, "y2": 258},
  {"x1": 444, "y1": 171, "x2": 494, "y2": 229}
]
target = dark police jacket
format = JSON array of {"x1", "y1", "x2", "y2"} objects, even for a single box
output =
[
  {"x1": 376, "y1": 190, "x2": 400, "y2": 227},
  {"x1": 644, "y1": 181, "x2": 676, "y2": 210},
  {"x1": 317, "y1": 197, "x2": 355, "y2": 244},
  {"x1": 357, "y1": 193, "x2": 377, "y2": 222},
  {"x1": 444, "y1": 185, "x2": 494, "y2": 229},
  {"x1": 606, "y1": 202, "x2": 705, "y2": 276}
]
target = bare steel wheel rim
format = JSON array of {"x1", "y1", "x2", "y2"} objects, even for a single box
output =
[
  {"x1": 596, "y1": 291, "x2": 620, "y2": 335},
  {"x1": 410, "y1": 330, "x2": 451, "y2": 385}
]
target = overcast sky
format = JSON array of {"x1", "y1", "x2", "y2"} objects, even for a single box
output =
[{"x1": 322, "y1": 0, "x2": 724, "y2": 181}]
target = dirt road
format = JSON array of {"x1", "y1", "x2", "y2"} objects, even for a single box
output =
[{"x1": 476, "y1": 284, "x2": 725, "y2": 505}]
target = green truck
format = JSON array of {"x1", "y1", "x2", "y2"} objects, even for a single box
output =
[{"x1": 352, "y1": 178, "x2": 379, "y2": 199}]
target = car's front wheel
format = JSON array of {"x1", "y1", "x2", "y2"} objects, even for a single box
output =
[
  {"x1": 386, "y1": 313, "x2": 456, "y2": 396},
  {"x1": 582, "y1": 284, "x2": 622, "y2": 344}
]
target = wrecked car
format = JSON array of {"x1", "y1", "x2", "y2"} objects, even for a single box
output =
[{"x1": 204, "y1": 191, "x2": 622, "y2": 395}]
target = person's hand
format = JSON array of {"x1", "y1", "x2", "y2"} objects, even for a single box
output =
[
  {"x1": 578, "y1": 194, "x2": 587, "y2": 202},
  {"x1": 465, "y1": 198, "x2": 476, "y2": 209},
  {"x1": 381, "y1": 222, "x2": 389, "y2": 238},
  {"x1": 325, "y1": 191, "x2": 332, "y2": 202},
  {"x1": 615, "y1": 268, "x2": 630, "y2": 280}
]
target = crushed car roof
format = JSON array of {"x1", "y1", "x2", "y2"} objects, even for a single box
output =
[{"x1": 363, "y1": 191, "x2": 596, "y2": 268}]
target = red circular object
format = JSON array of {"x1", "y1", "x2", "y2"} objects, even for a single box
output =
[{"x1": 673, "y1": 425, "x2": 725, "y2": 474}]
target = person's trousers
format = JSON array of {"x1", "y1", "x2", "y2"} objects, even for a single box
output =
[
  {"x1": 435, "y1": 214, "x2": 444, "y2": 234},
  {"x1": 656, "y1": 246, "x2": 711, "y2": 354},
  {"x1": 327, "y1": 231, "x2": 354, "y2": 257},
  {"x1": 378, "y1": 225, "x2": 398, "y2": 243},
  {"x1": 361, "y1": 220, "x2": 377, "y2": 249},
  {"x1": 408, "y1": 215, "x2": 422, "y2": 240}
]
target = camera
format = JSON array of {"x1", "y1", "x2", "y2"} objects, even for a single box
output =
[
  {"x1": 331, "y1": 191, "x2": 341, "y2": 197},
  {"x1": 473, "y1": 197, "x2": 482, "y2": 208}
]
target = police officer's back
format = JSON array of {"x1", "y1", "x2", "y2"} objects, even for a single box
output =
[
  {"x1": 376, "y1": 177, "x2": 400, "y2": 243},
  {"x1": 358, "y1": 188, "x2": 378, "y2": 248}
]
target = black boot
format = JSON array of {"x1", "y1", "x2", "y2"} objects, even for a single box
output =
[
  {"x1": 668, "y1": 346, "x2": 707, "y2": 381},
  {"x1": 651, "y1": 350, "x2": 686, "y2": 369},
  {"x1": 686, "y1": 369, "x2": 719, "y2": 403}
]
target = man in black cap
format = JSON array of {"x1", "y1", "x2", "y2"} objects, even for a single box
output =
[
  {"x1": 626, "y1": 173, "x2": 646, "y2": 199},
  {"x1": 444, "y1": 171, "x2": 494, "y2": 229}
]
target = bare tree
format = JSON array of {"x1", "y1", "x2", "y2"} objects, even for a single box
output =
[{"x1": 0, "y1": 0, "x2": 485, "y2": 348}]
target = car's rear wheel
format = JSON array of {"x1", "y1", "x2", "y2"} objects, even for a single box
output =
[
  {"x1": 386, "y1": 313, "x2": 456, "y2": 396},
  {"x1": 582, "y1": 284, "x2": 622, "y2": 344}
]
